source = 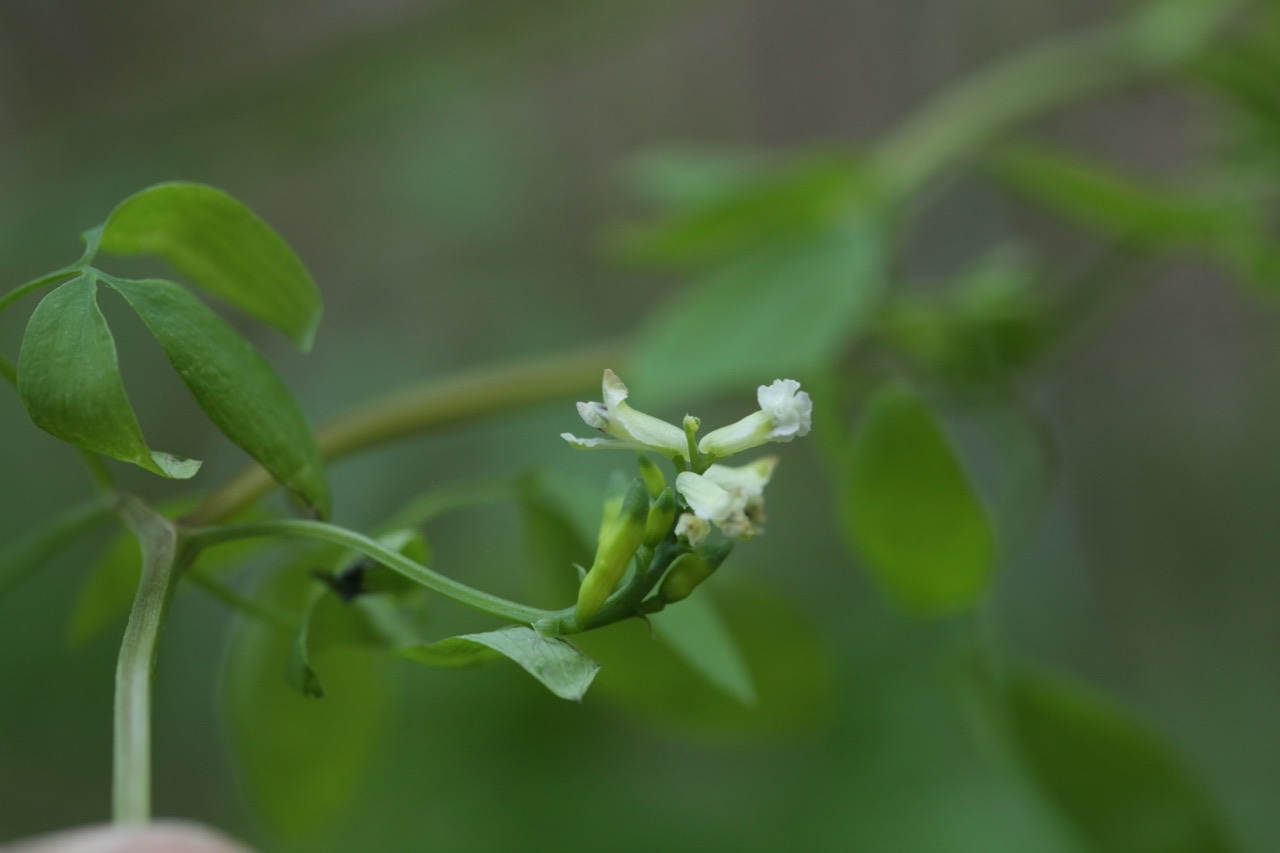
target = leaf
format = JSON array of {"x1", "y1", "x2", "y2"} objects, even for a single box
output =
[
  {"x1": 0, "y1": 499, "x2": 115, "y2": 600},
  {"x1": 843, "y1": 382, "x2": 997, "y2": 614},
  {"x1": 104, "y1": 276, "x2": 331, "y2": 518},
  {"x1": 651, "y1": 592, "x2": 756, "y2": 705},
  {"x1": 222, "y1": 568, "x2": 391, "y2": 841},
  {"x1": 572, "y1": 582, "x2": 831, "y2": 737},
  {"x1": 622, "y1": 147, "x2": 771, "y2": 212},
  {"x1": 1005, "y1": 669, "x2": 1233, "y2": 853},
  {"x1": 17, "y1": 273, "x2": 200, "y2": 479},
  {"x1": 990, "y1": 142, "x2": 1249, "y2": 247},
  {"x1": 98, "y1": 182, "x2": 322, "y2": 350},
  {"x1": 400, "y1": 625, "x2": 600, "y2": 702},
  {"x1": 628, "y1": 219, "x2": 885, "y2": 404},
  {"x1": 616, "y1": 154, "x2": 868, "y2": 268}
]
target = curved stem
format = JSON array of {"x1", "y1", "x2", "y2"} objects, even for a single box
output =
[
  {"x1": 185, "y1": 340, "x2": 622, "y2": 526},
  {"x1": 871, "y1": 23, "x2": 1188, "y2": 200},
  {"x1": 186, "y1": 519, "x2": 556, "y2": 625},
  {"x1": 114, "y1": 498, "x2": 181, "y2": 823}
]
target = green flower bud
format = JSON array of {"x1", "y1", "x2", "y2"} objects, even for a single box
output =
[
  {"x1": 644, "y1": 487, "x2": 678, "y2": 547},
  {"x1": 658, "y1": 539, "x2": 733, "y2": 603},
  {"x1": 575, "y1": 477, "x2": 650, "y2": 624},
  {"x1": 637, "y1": 452, "x2": 666, "y2": 498}
]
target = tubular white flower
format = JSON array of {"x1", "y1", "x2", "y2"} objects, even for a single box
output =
[
  {"x1": 675, "y1": 456, "x2": 778, "y2": 541},
  {"x1": 697, "y1": 379, "x2": 812, "y2": 458},
  {"x1": 561, "y1": 370, "x2": 689, "y2": 459}
]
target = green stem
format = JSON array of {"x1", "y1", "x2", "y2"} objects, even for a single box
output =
[
  {"x1": 184, "y1": 340, "x2": 622, "y2": 526},
  {"x1": 114, "y1": 498, "x2": 181, "y2": 823},
  {"x1": 0, "y1": 267, "x2": 83, "y2": 315},
  {"x1": 872, "y1": 24, "x2": 1176, "y2": 201},
  {"x1": 186, "y1": 519, "x2": 555, "y2": 625}
]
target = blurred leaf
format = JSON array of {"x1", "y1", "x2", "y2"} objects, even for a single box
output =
[
  {"x1": 1005, "y1": 669, "x2": 1233, "y2": 853},
  {"x1": 993, "y1": 142, "x2": 1280, "y2": 293},
  {"x1": 652, "y1": 592, "x2": 756, "y2": 706},
  {"x1": 400, "y1": 625, "x2": 600, "y2": 702},
  {"x1": 1124, "y1": 0, "x2": 1244, "y2": 69},
  {"x1": 98, "y1": 183, "x2": 322, "y2": 350},
  {"x1": 990, "y1": 142, "x2": 1249, "y2": 246},
  {"x1": 629, "y1": 219, "x2": 885, "y2": 404},
  {"x1": 104, "y1": 276, "x2": 331, "y2": 518},
  {"x1": 616, "y1": 154, "x2": 868, "y2": 268},
  {"x1": 573, "y1": 582, "x2": 831, "y2": 737},
  {"x1": 878, "y1": 250, "x2": 1048, "y2": 384},
  {"x1": 623, "y1": 147, "x2": 771, "y2": 211},
  {"x1": 843, "y1": 382, "x2": 996, "y2": 614},
  {"x1": 67, "y1": 524, "x2": 143, "y2": 647},
  {"x1": 0, "y1": 498, "x2": 114, "y2": 600},
  {"x1": 17, "y1": 273, "x2": 201, "y2": 479},
  {"x1": 223, "y1": 568, "x2": 391, "y2": 841}
]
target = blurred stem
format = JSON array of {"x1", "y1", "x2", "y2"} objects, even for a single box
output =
[
  {"x1": 185, "y1": 341, "x2": 621, "y2": 526},
  {"x1": 186, "y1": 519, "x2": 556, "y2": 625},
  {"x1": 114, "y1": 498, "x2": 181, "y2": 824},
  {"x1": 873, "y1": 19, "x2": 1194, "y2": 200}
]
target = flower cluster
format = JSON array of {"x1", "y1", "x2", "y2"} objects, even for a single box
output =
[{"x1": 563, "y1": 370, "x2": 811, "y2": 543}]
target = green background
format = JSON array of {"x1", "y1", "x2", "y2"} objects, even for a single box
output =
[{"x1": 2, "y1": 1, "x2": 1278, "y2": 850}]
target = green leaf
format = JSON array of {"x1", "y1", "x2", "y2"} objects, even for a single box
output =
[
  {"x1": 622, "y1": 147, "x2": 771, "y2": 212},
  {"x1": 1005, "y1": 670, "x2": 1233, "y2": 853},
  {"x1": 104, "y1": 276, "x2": 331, "y2": 518},
  {"x1": 0, "y1": 499, "x2": 115, "y2": 600},
  {"x1": 628, "y1": 219, "x2": 885, "y2": 404},
  {"x1": 990, "y1": 142, "x2": 1249, "y2": 247},
  {"x1": 651, "y1": 592, "x2": 756, "y2": 705},
  {"x1": 843, "y1": 382, "x2": 996, "y2": 614},
  {"x1": 223, "y1": 568, "x2": 391, "y2": 841},
  {"x1": 616, "y1": 154, "x2": 867, "y2": 268},
  {"x1": 98, "y1": 182, "x2": 322, "y2": 350},
  {"x1": 17, "y1": 273, "x2": 201, "y2": 479},
  {"x1": 573, "y1": 582, "x2": 831, "y2": 737},
  {"x1": 400, "y1": 625, "x2": 600, "y2": 702}
]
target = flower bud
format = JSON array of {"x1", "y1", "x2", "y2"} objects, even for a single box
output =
[
  {"x1": 637, "y1": 452, "x2": 666, "y2": 498},
  {"x1": 644, "y1": 487, "x2": 677, "y2": 547},
  {"x1": 575, "y1": 477, "x2": 650, "y2": 624},
  {"x1": 658, "y1": 539, "x2": 733, "y2": 603}
]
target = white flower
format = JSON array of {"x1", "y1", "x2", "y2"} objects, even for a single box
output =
[
  {"x1": 697, "y1": 379, "x2": 812, "y2": 459},
  {"x1": 561, "y1": 370, "x2": 689, "y2": 459},
  {"x1": 674, "y1": 456, "x2": 778, "y2": 541},
  {"x1": 674, "y1": 513, "x2": 711, "y2": 546}
]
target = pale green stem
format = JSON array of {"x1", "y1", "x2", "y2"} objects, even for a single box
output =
[
  {"x1": 114, "y1": 498, "x2": 181, "y2": 823},
  {"x1": 872, "y1": 21, "x2": 1197, "y2": 200},
  {"x1": 186, "y1": 519, "x2": 556, "y2": 625},
  {"x1": 0, "y1": 267, "x2": 81, "y2": 315}
]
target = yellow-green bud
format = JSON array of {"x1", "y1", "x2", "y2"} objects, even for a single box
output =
[
  {"x1": 576, "y1": 477, "x2": 650, "y2": 624},
  {"x1": 657, "y1": 540, "x2": 733, "y2": 603},
  {"x1": 637, "y1": 452, "x2": 666, "y2": 498},
  {"x1": 644, "y1": 487, "x2": 677, "y2": 547}
]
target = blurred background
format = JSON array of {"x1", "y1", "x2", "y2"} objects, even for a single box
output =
[{"x1": 2, "y1": 0, "x2": 1278, "y2": 850}]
